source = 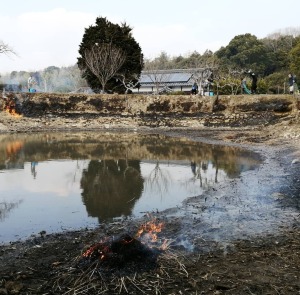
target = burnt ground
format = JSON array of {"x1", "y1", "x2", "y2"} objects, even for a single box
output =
[{"x1": 0, "y1": 110, "x2": 300, "y2": 294}]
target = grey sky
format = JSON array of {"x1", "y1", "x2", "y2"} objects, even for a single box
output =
[{"x1": 1, "y1": 0, "x2": 299, "y2": 73}]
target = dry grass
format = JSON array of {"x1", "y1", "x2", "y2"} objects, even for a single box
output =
[{"x1": 50, "y1": 248, "x2": 190, "y2": 295}]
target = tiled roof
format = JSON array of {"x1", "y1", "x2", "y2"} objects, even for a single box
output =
[
  {"x1": 140, "y1": 72, "x2": 193, "y2": 84},
  {"x1": 138, "y1": 68, "x2": 211, "y2": 86}
]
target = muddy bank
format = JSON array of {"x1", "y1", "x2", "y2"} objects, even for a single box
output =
[
  {"x1": 0, "y1": 92, "x2": 299, "y2": 129},
  {"x1": 0, "y1": 93, "x2": 300, "y2": 294}
]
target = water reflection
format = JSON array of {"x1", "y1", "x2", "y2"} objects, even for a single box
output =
[
  {"x1": 1, "y1": 140, "x2": 24, "y2": 170},
  {"x1": 81, "y1": 159, "x2": 144, "y2": 220},
  {"x1": 144, "y1": 161, "x2": 172, "y2": 196},
  {"x1": 0, "y1": 132, "x2": 262, "y2": 242},
  {"x1": 0, "y1": 200, "x2": 23, "y2": 221},
  {"x1": 31, "y1": 161, "x2": 38, "y2": 179}
]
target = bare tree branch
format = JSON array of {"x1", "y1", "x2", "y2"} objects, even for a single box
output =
[
  {"x1": 118, "y1": 73, "x2": 140, "y2": 94},
  {"x1": 191, "y1": 68, "x2": 214, "y2": 96},
  {"x1": 213, "y1": 67, "x2": 247, "y2": 95},
  {"x1": 0, "y1": 40, "x2": 16, "y2": 56},
  {"x1": 84, "y1": 43, "x2": 126, "y2": 93},
  {"x1": 143, "y1": 61, "x2": 172, "y2": 95}
]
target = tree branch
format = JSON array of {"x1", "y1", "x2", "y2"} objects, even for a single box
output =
[
  {"x1": 84, "y1": 43, "x2": 126, "y2": 92},
  {"x1": 0, "y1": 40, "x2": 16, "y2": 56}
]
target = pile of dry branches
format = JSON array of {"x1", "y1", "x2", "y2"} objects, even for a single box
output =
[{"x1": 48, "y1": 248, "x2": 189, "y2": 295}]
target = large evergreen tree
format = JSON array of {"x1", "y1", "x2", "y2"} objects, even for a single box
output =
[
  {"x1": 77, "y1": 17, "x2": 143, "y2": 93},
  {"x1": 262, "y1": 34, "x2": 299, "y2": 74},
  {"x1": 288, "y1": 39, "x2": 300, "y2": 77},
  {"x1": 215, "y1": 34, "x2": 270, "y2": 76}
]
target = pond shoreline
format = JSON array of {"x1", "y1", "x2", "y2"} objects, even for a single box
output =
[{"x1": 0, "y1": 104, "x2": 300, "y2": 293}]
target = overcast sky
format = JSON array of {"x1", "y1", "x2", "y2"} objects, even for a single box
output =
[{"x1": 1, "y1": 0, "x2": 300, "y2": 74}]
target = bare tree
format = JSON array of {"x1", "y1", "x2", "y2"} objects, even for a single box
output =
[
  {"x1": 191, "y1": 68, "x2": 214, "y2": 96},
  {"x1": 118, "y1": 73, "x2": 140, "y2": 95},
  {"x1": 84, "y1": 43, "x2": 126, "y2": 93},
  {"x1": 40, "y1": 67, "x2": 60, "y2": 92},
  {"x1": 189, "y1": 53, "x2": 219, "y2": 96},
  {"x1": 116, "y1": 72, "x2": 140, "y2": 108},
  {"x1": 213, "y1": 67, "x2": 247, "y2": 95},
  {"x1": 117, "y1": 55, "x2": 143, "y2": 95},
  {"x1": 143, "y1": 60, "x2": 172, "y2": 94},
  {"x1": 0, "y1": 40, "x2": 16, "y2": 56}
]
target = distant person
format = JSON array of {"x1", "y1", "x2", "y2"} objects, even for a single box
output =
[
  {"x1": 294, "y1": 75, "x2": 298, "y2": 94},
  {"x1": 191, "y1": 82, "x2": 198, "y2": 95},
  {"x1": 288, "y1": 73, "x2": 296, "y2": 94},
  {"x1": 248, "y1": 70, "x2": 257, "y2": 94},
  {"x1": 241, "y1": 78, "x2": 250, "y2": 94},
  {"x1": 28, "y1": 75, "x2": 34, "y2": 92}
]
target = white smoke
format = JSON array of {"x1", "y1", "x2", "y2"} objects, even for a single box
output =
[{"x1": 0, "y1": 64, "x2": 87, "y2": 93}]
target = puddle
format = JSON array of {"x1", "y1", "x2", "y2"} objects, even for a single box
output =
[{"x1": 0, "y1": 132, "x2": 263, "y2": 243}]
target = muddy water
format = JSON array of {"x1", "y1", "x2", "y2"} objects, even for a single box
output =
[{"x1": 0, "y1": 132, "x2": 262, "y2": 243}]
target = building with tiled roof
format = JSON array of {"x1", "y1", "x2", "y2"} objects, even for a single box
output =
[{"x1": 133, "y1": 68, "x2": 213, "y2": 94}]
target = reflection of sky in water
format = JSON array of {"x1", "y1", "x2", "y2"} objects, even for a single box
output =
[
  {"x1": 134, "y1": 162, "x2": 227, "y2": 215},
  {"x1": 0, "y1": 159, "x2": 228, "y2": 243},
  {"x1": 1, "y1": 160, "x2": 88, "y2": 197},
  {"x1": 0, "y1": 160, "x2": 98, "y2": 242},
  {"x1": 0, "y1": 132, "x2": 267, "y2": 244},
  {"x1": 0, "y1": 132, "x2": 298, "y2": 248}
]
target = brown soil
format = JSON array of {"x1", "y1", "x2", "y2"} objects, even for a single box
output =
[{"x1": 0, "y1": 108, "x2": 300, "y2": 295}]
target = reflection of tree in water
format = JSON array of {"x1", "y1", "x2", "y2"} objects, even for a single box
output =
[
  {"x1": 80, "y1": 159, "x2": 143, "y2": 221},
  {"x1": 0, "y1": 200, "x2": 23, "y2": 221},
  {"x1": 190, "y1": 156, "x2": 220, "y2": 189},
  {"x1": 145, "y1": 161, "x2": 171, "y2": 197}
]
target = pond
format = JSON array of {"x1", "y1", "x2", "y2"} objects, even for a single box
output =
[{"x1": 0, "y1": 132, "x2": 262, "y2": 243}]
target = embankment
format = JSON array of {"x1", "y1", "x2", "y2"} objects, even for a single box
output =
[{"x1": 0, "y1": 92, "x2": 299, "y2": 130}]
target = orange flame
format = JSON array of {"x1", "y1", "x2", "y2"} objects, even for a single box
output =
[
  {"x1": 135, "y1": 219, "x2": 163, "y2": 243},
  {"x1": 3, "y1": 99, "x2": 22, "y2": 117},
  {"x1": 82, "y1": 240, "x2": 111, "y2": 260},
  {"x1": 82, "y1": 219, "x2": 169, "y2": 260},
  {"x1": 6, "y1": 108, "x2": 22, "y2": 117}
]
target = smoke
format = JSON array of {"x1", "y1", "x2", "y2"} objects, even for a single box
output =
[
  {"x1": 0, "y1": 64, "x2": 87, "y2": 93},
  {"x1": 173, "y1": 156, "x2": 298, "y2": 253}
]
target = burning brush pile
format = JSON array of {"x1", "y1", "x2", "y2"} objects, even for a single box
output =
[
  {"x1": 49, "y1": 218, "x2": 189, "y2": 295},
  {"x1": 1, "y1": 92, "x2": 22, "y2": 117},
  {"x1": 80, "y1": 220, "x2": 168, "y2": 272}
]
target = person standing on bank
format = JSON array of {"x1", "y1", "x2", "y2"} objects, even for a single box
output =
[
  {"x1": 191, "y1": 82, "x2": 198, "y2": 95},
  {"x1": 288, "y1": 73, "x2": 295, "y2": 94},
  {"x1": 293, "y1": 75, "x2": 298, "y2": 94},
  {"x1": 28, "y1": 75, "x2": 34, "y2": 92},
  {"x1": 241, "y1": 78, "x2": 251, "y2": 94},
  {"x1": 247, "y1": 70, "x2": 257, "y2": 94}
]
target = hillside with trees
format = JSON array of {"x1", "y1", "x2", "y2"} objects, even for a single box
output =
[{"x1": 1, "y1": 26, "x2": 300, "y2": 94}]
